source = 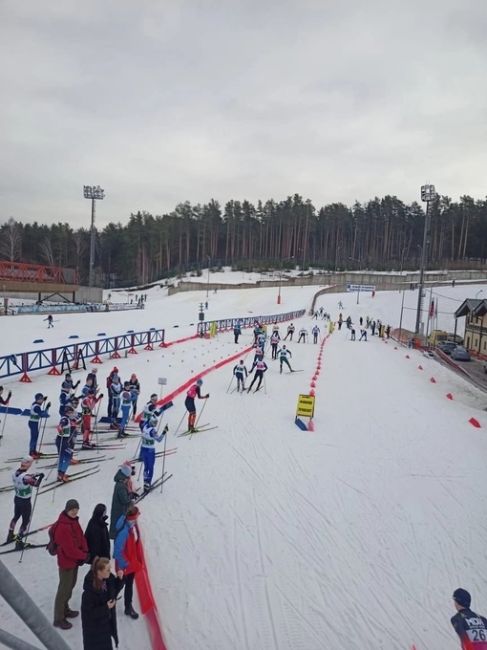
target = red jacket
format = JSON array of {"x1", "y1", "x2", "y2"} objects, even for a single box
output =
[{"x1": 54, "y1": 511, "x2": 88, "y2": 569}]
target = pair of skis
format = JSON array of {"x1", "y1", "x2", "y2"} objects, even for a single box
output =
[
  {"x1": 38, "y1": 465, "x2": 100, "y2": 495},
  {"x1": 177, "y1": 424, "x2": 218, "y2": 437},
  {"x1": 135, "y1": 473, "x2": 173, "y2": 503}
]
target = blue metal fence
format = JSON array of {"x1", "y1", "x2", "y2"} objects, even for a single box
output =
[{"x1": 197, "y1": 309, "x2": 305, "y2": 335}]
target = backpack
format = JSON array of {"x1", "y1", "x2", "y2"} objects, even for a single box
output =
[{"x1": 46, "y1": 522, "x2": 59, "y2": 556}]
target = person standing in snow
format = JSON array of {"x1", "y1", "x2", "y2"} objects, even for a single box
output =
[
  {"x1": 85, "y1": 504, "x2": 111, "y2": 564},
  {"x1": 81, "y1": 390, "x2": 103, "y2": 449},
  {"x1": 184, "y1": 379, "x2": 209, "y2": 433},
  {"x1": 297, "y1": 327, "x2": 308, "y2": 343},
  {"x1": 359, "y1": 328, "x2": 367, "y2": 341},
  {"x1": 270, "y1": 330, "x2": 280, "y2": 359},
  {"x1": 284, "y1": 323, "x2": 295, "y2": 341},
  {"x1": 109, "y1": 465, "x2": 136, "y2": 540},
  {"x1": 45, "y1": 314, "x2": 54, "y2": 328},
  {"x1": 118, "y1": 383, "x2": 132, "y2": 438},
  {"x1": 113, "y1": 505, "x2": 143, "y2": 620},
  {"x1": 52, "y1": 499, "x2": 89, "y2": 631},
  {"x1": 81, "y1": 556, "x2": 124, "y2": 650},
  {"x1": 128, "y1": 374, "x2": 140, "y2": 419},
  {"x1": 247, "y1": 358, "x2": 267, "y2": 392},
  {"x1": 277, "y1": 345, "x2": 293, "y2": 373},
  {"x1": 140, "y1": 414, "x2": 168, "y2": 491},
  {"x1": 28, "y1": 393, "x2": 50, "y2": 458},
  {"x1": 106, "y1": 368, "x2": 119, "y2": 418},
  {"x1": 59, "y1": 373, "x2": 79, "y2": 416},
  {"x1": 451, "y1": 588, "x2": 487, "y2": 649},
  {"x1": 6, "y1": 457, "x2": 44, "y2": 547},
  {"x1": 233, "y1": 322, "x2": 241, "y2": 344},
  {"x1": 233, "y1": 360, "x2": 248, "y2": 392},
  {"x1": 139, "y1": 393, "x2": 163, "y2": 430},
  {"x1": 109, "y1": 375, "x2": 122, "y2": 425},
  {"x1": 311, "y1": 324, "x2": 320, "y2": 344}
]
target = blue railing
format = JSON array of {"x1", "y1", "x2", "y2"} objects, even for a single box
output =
[
  {"x1": 197, "y1": 309, "x2": 305, "y2": 335},
  {"x1": 0, "y1": 328, "x2": 165, "y2": 380}
]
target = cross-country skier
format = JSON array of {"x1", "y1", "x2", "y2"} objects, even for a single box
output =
[
  {"x1": 140, "y1": 415, "x2": 168, "y2": 491},
  {"x1": 270, "y1": 331, "x2": 280, "y2": 359},
  {"x1": 106, "y1": 367, "x2": 119, "y2": 417},
  {"x1": 297, "y1": 327, "x2": 308, "y2": 343},
  {"x1": 185, "y1": 379, "x2": 209, "y2": 432},
  {"x1": 277, "y1": 345, "x2": 293, "y2": 373},
  {"x1": 45, "y1": 314, "x2": 54, "y2": 328},
  {"x1": 252, "y1": 346, "x2": 264, "y2": 366},
  {"x1": 139, "y1": 394, "x2": 163, "y2": 430},
  {"x1": 128, "y1": 374, "x2": 140, "y2": 418},
  {"x1": 359, "y1": 328, "x2": 367, "y2": 341},
  {"x1": 350, "y1": 328, "x2": 356, "y2": 341},
  {"x1": 256, "y1": 332, "x2": 266, "y2": 351},
  {"x1": 110, "y1": 375, "x2": 122, "y2": 424},
  {"x1": 80, "y1": 377, "x2": 96, "y2": 398},
  {"x1": 451, "y1": 588, "x2": 487, "y2": 649},
  {"x1": 28, "y1": 393, "x2": 50, "y2": 458},
  {"x1": 233, "y1": 360, "x2": 248, "y2": 392},
  {"x1": 118, "y1": 383, "x2": 133, "y2": 438},
  {"x1": 6, "y1": 457, "x2": 44, "y2": 548},
  {"x1": 56, "y1": 405, "x2": 81, "y2": 482},
  {"x1": 59, "y1": 373, "x2": 80, "y2": 416},
  {"x1": 284, "y1": 323, "x2": 295, "y2": 341},
  {"x1": 85, "y1": 368, "x2": 98, "y2": 392},
  {"x1": 81, "y1": 390, "x2": 103, "y2": 448},
  {"x1": 311, "y1": 324, "x2": 320, "y2": 344},
  {"x1": 247, "y1": 358, "x2": 267, "y2": 392}
]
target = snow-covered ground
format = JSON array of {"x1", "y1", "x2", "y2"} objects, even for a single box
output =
[{"x1": 1, "y1": 280, "x2": 487, "y2": 649}]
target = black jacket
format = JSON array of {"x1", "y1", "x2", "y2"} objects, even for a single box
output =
[
  {"x1": 81, "y1": 569, "x2": 124, "y2": 650},
  {"x1": 451, "y1": 608, "x2": 487, "y2": 647},
  {"x1": 85, "y1": 504, "x2": 111, "y2": 562}
]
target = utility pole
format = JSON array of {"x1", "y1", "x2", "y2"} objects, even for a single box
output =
[
  {"x1": 415, "y1": 184, "x2": 437, "y2": 335},
  {"x1": 83, "y1": 185, "x2": 105, "y2": 287}
]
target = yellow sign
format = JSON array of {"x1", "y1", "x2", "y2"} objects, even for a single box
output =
[{"x1": 296, "y1": 394, "x2": 315, "y2": 418}]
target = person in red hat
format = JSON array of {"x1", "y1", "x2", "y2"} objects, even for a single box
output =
[{"x1": 113, "y1": 505, "x2": 143, "y2": 620}]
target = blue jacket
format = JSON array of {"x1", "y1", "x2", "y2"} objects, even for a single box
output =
[{"x1": 113, "y1": 514, "x2": 131, "y2": 569}]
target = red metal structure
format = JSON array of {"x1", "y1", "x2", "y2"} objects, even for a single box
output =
[{"x1": 0, "y1": 261, "x2": 78, "y2": 285}]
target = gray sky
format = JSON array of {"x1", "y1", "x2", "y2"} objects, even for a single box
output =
[{"x1": 1, "y1": 0, "x2": 486, "y2": 227}]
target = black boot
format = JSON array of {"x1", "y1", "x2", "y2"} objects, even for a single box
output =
[
  {"x1": 6, "y1": 530, "x2": 15, "y2": 544},
  {"x1": 125, "y1": 605, "x2": 139, "y2": 620}
]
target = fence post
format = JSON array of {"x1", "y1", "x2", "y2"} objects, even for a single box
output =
[{"x1": 19, "y1": 353, "x2": 32, "y2": 383}]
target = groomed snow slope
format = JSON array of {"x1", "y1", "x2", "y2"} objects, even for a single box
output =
[{"x1": 0, "y1": 283, "x2": 486, "y2": 650}]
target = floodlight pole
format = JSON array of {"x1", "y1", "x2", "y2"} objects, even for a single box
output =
[
  {"x1": 415, "y1": 184, "x2": 437, "y2": 335},
  {"x1": 83, "y1": 185, "x2": 105, "y2": 287}
]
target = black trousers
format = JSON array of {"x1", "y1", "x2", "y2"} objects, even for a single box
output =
[
  {"x1": 124, "y1": 572, "x2": 135, "y2": 609},
  {"x1": 248, "y1": 371, "x2": 264, "y2": 391},
  {"x1": 10, "y1": 497, "x2": 32, "y2": 535}
]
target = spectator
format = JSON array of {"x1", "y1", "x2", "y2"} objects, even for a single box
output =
[
  {"x1": 53, "y1": 499, "x2": 89, "y2": 630},
  {"x1": 109, "y1": 465, "x2": 134, "y2": 540},
  {"x1": 81, "y1": 556, "x2": 124, "y2": 650},
  {"x1": 113, "y1": 505, "x2": 143, "y2": 620},
  {"x1": 85, "y1": 504, "x2": 111, "y2": 564}
]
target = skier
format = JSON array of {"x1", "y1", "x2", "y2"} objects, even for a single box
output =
[
  {"x1": 256, "y1": 331, "x2": 266, "y2": 351},
  {"x1": 338, "y1": 313, "x2": 343, "y2": 331},
  {"x1": 297, "y1": 327, "x2": 308, "y2": 343},
  {"x1": 80, "y1": 377, "x2": 96, "y2": 398},
  {"x1": 128, "y1": 374, "x2": 140, "y2": 418},
  {"x1": 284, "y1": 323, "x2": 295, "y2": 341},
  {"x1": 118, "y1": 382, "x2": 133, "y2": 437},
  {"x1": 106, "y1": 367, "x2": 119, "y2": 417},
  {"x1": 233, "y1": 323, "x2": 241, "y2": 344},
  {"x1": 6, "y1": 457, "x2": 44, "y2": 548},
  {"x1": 350, "y1": 328, "x2": 356, "y2": 341},
  {"x1": 451, "y1": 588, "x2": 487, "y2": 649},
  {"x1": 270, "y1": 331, "x2": 280, "y2": 359},
  {"x1": 139, "y1": 393, "x2": 163, "y2": 430},
  {"x1": 359, "y1": 316, "x2": 363, "y2": 326},
  {"x1": 85, "y1": 368, "x2": 98, "y2": 392},
  {"x1": 346, "y1": 316, "x2": 352, "y2": 329},
  {"x1": 252, "y1": 346, "x2": 264, "y2": 366},
  {"x1": 247, "y1": 358, "x2": 268, "y2": 392},
  {"x1": 45, "y1": 314, "x2": 54, "y2": 328},
  {"x1": 311, "y1": 324, "x2": 320, "y2": 344},
  {"x1": 272, "y1": 322, "x2": 279, "y2": 335},
  {"x1": 277, "y1": 345, "x2": 293, "y2": 373},
  {"x1": 59, "y1": 373, "x2": 79, "y2": 416},
  {"x1": 184, "y1": 379, "x2": 209, "y2": 433},
  {"x1": 359, "y1": 328, "x2": 367, "y2": 341},
  {"x1": 338, "y1": 300, "x2": 343, "y2": 309},
  {"x1": 371, "y1": 320, "x2": 376, "y2": 336},
  {"x1": 80, "y1": 390, "x2": 103, "y2": 448},
  {"x1": 233, "y1": 360, "x2": 248, "y2": 392},
  {"x1": 28, "y1": 393, "x2": 50, "y2": 458},
  {"x1": 109, "y1": 375, "x2": 122, "y2": 425},
  {"x1": 56, "y1": 405, "x2": 81, "y2": 482},
  {"x1": 140, "y1": 415, "x2": 168, "y2": 491},
  {"x1": 113, "y1": 505, "x2": 142, "y2": 620}
]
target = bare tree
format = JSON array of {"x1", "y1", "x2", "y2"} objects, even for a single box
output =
[{"x1": 0, "y1": 217, "x2": 22, "y2": 261}]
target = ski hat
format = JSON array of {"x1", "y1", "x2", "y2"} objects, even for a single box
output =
[
  {"x1": 65, "y1": 499, "x2": 80, "y2": 512},
  {"x1": 126, "y1": 505, "x2": 140, "y2": 521},
  {"x1": 20, "y1": 457, "x2": 33, "y2": 469},
  {"x1": 112, "y1": 367, "x2": 119, "y2": 372},
  {"x1": 453, "y1": 588, "x2": 471, "y2": 608},
  {"x1": 119, "y1": 464, "x2": 132, "y2": 478},
  {"x1": 196, "y1": 379, "x2": 203, "y2": 386},
  {"x1": 34, "y1": 392, "x2": 44, "y2": 401}
]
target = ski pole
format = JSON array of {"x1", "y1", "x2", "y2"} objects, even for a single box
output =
[
  {"x1": 18, "y1": 465, "x2": 50, "y2": 563},
  {"x1": 92, "y1": 397, "x2": 102, "y2": 453},
  {"x1": 194, "y1": 397, "x2": 208, "y2": 429},
  {"x1": 36, "y1": 410, "x2": 50, "y2": 457},
  {"x1": 225, "y1": 375, "x2": 234, "y2": 394},
  {"x1": 160, "y1": 425, "x2": 168, "y2": 494},
  {"x1": 263, "y1": 374, "x2": 267, "y2": 395},
  {"x1": 173, "y1": 410, "x2": 186, "y2": 437},
  {"x1": 0, "y1": 409, "x2": 9, "y2": 446}
]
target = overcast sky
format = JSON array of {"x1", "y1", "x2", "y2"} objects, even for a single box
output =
[{"x1": 1, "y1": 0, "x2": 486, "y2": 227}]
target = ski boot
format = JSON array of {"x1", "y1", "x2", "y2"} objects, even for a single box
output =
[
  {"x1": 70, "y1": 457, "x2": 80, "y2": 465},
  {"x1": 57, "y1": 472, "x2": 69, "y2": 483},
  {"x1": 30, "y1": 450, "x2": 42, "y2": 459},
  {"x1": 5, "y1": 530, "x2": 15, "y2": 544},
  {"x1": 124, "y1": 605, "x2": 139, "y2": 620},
  {"x1": 143, "y1": 482, "x2": 151, "y2": 493},
  {"x1": 15, "y1": 535, "x2": 28, "y2": 550},
  {"x1": 81, "y1": 441, "x2": 94, "y2": 450}
]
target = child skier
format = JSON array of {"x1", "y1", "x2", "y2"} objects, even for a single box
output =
[
  {"x1": 7, "y1": 457, "x2": 44, "y2": 548},
  {"x1": 233, "y1": 360, "x2": 248, "y2": 392},
  {"x1": 247, "y1": 359, "x2": 268, "y2": 392},
  {"x1": 28, "y1": 393, "x2": 51, "y2": 458},
  {"x1": 140, "y1": 415, "x2": 168, "y2": 491},
  {"x1": 184, "y1": 379, "x2": 209, "y2": 433},
  {"x1": 277, "y1": 345, "x2": 293, "y2": 373}
]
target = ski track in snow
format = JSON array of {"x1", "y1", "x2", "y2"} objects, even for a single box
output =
[{"x1": 1, "y1": 284, "x2": 487, "y2": 649}]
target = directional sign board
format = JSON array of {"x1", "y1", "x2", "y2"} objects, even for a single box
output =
[
  {"x1": 158, "y1": 377, "x2": 167, "y2": 386},
  {"x1": 347, "y1": 284, "x2": 376, "y2": 292},
  {"x1": 296, "y1": 394, "x2": 315, "y2": 418}
]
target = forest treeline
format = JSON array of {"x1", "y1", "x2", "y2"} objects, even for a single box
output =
[{"x1": 1, "y1": 194, "x2": 486, "y2": 287}]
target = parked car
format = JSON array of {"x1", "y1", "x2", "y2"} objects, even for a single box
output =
[
  {"x1": 437, "y1": 341, "x2": 458, "y2": 355},
  {"x1": 451, "y1": 346, "x2": 471, "y2": 361}
]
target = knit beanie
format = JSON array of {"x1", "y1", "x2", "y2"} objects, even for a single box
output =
[{"x1": 453, "y1": 588, "x2": 471, "y2": 608}]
